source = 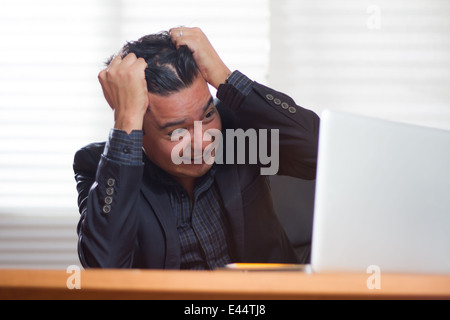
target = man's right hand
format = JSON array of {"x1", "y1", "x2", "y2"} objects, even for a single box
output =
[{"x1": 98, "y1": 53, "x2": 148, "y2": 134}]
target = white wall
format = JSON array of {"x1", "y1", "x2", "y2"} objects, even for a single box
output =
[{"x1": 269, "y1": 0, "x2": 450, "y2": 130}]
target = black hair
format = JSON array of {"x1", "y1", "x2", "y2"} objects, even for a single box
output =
[{"x1": 106, "y1": 31, "x2": 199, "y2": 96}]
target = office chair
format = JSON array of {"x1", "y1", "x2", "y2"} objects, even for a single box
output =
[{"x1": 269, "y1": 175, "x2": 316, "y2": 263}]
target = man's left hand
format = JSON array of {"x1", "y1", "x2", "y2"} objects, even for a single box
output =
[{"x1": 169, "y1": 27, "x2": 231, "y2": 89}]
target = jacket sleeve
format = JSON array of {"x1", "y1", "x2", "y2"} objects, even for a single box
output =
[
  {"x1": 217, "y1": 75, "x2": 320, "y2": 180},
  {"x1": 73, "y1": 143, "x2": 144, "y2": 268}
]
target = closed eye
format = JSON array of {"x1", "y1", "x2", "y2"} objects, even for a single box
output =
[
  {"x1": 168, "y1": 127, "x2": 188, "y2": 137},
  {"x1": 205, "y1": 109, "x2": 216, "y2": 119}
]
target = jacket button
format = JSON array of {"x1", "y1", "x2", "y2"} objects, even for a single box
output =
[
  {"x1": 106, "y1": 187, "x2": 114, "y2": 195},
  {"x1": 107, "y1": 178, "x2": 115, "y2": 187},
  {"x1": 265, "y1": 94, "x2": 274, "y2": 101},
  {"x1": 273, "y1": 98, "x2": 281, "y2": 105},
  {"x1": 102, "y1": 204, "x2": 111, "y2": 214},
  {"x1": 281, "y1": 102, "x2": 289, "y2": 109},
  {"x1": 288, "y1": 106, "x2": 297, "y2": 114},
  {"x1": 105, "y1": 196, "x2": 113, "y2": 205}
]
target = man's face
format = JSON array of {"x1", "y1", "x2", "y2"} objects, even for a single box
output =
[{"x1": 142, "y1": 75, "x2": 222, "y2": 181}]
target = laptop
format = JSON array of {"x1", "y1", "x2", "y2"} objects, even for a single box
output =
[{"x1": 311, "y1": 110, "x2": 450, "y2": 274}]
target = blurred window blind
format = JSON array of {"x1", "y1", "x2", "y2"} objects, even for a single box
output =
[
  {"x1": 269, "y1": 0, "x2": 450, "y2": 131},
  {"x1": 0, "y1": 0, "x2": 270, "y2": 216}
]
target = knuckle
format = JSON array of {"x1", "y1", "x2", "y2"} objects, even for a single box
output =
[
  {"x1": 124, "y1": 52, "x2": 137, "y2": 61},
  {"x1": 125, "y1": 69, "x2": 135, "y2": 78},
  {"x1": 117, "y1": 68, "x2": 135, "y2": 81},
  {"x1": 107, "y1": 67, "x2": 117, "y2": 77},
  {"x1": 115, "y1": 68, "x2": 123, "y2": 77},
  {"x1": 98, "y1": 70, "x2": 107, "y2": 81},
  {"x1": 112, "y1": 68, "x2": 125, "y2": 79}
]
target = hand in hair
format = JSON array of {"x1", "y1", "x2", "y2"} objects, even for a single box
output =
[
  {"x1": 169, "y1": 27, "x2": 231, "y2": 90},
  {"x1": 98, "y1": 53, "x2": 149, "y2": 134}
]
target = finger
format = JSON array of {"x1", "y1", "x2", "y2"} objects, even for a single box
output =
[
  {"x1": 124, "y1": 57, "x2": 148, "y2": 82},
  {"x1": 118, "y1": 54, "x2": 148, "y2": 77},
  {"x1": 108, "y1": 54, "x2": 123, "y2": 69},
  {"x1": 170, "y1": 27, "x2": 189, "y2": 48},
  {"x1": 169, "y1": 28, "x2": 179, "y2": 45},
  {"x1": 169, "y1": 27, "x2": 184, "y2": 38},
  {"x1": 135, "y1": 57, "x2": 148, "y2": 70},
  {"x1": 119, "y1": 52, "x2": 139, "y2": 68},
  {"x1": 98, "y1": 68, "x2": 107, "y2": 82}
]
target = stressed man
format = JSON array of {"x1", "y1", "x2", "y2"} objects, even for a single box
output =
[{"x1": 73, "y1": 27, "x2": 319, "y2": 269}]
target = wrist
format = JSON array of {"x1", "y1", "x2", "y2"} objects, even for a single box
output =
[
  {"x1": 209, "y1": 66, "x2": 232, "y2": 90},
  {"x1": 114, "y1": 113, "x2": 144, "y2": 134},
  {"x1": 104, "y1": 128, "x2": 143, "y2": 165},
  {"x1": 216, "y1": 71, "x2": 253, "y2": 111}
]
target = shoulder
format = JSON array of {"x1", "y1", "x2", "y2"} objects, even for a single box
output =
[{"x1": 73, "y1": 142, "x2": 106, "y2": 172}]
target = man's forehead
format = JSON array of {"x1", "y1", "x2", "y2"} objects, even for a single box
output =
[
  {"x1": 145, "y1": 74, "x2": 212, "y2": 121},
  {"x1": 147, "y1": 95, "x2": 214, "y2": 130}
]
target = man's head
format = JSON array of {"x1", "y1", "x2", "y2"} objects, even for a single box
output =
[
  {"x1": 108, "y1": 31, "x2": 199, "y2": 96},
  {"x1": 109, "y1": 31, "x2": 221, "y2": 185}
]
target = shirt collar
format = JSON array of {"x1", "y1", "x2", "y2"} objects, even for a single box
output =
[{"x1": 143, "y1": 153, "x2": 217, "y2": 191}]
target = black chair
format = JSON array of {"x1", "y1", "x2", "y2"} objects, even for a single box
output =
[{"x1": 269, "y1": 175, "x2": 316, "y2": 263}]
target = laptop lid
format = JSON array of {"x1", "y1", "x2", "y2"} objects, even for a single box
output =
[{"x1": 311, "y1": 110, "x2": 450, "y2": 274}]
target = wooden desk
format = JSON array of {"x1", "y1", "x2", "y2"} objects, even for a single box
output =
[{"x1": 0, "y1": 268, "x2": 449, "y2": 300}]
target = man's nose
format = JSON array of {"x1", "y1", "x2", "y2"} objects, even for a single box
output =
[{"x1": 191, "y1": 121, "x2": 207, "y2": 152}]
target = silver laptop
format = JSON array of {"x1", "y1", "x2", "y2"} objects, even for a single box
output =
[{"x1": 311, "y1": 110, "x2": 450, "y2": 274}]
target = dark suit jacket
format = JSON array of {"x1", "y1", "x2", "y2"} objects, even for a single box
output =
[{"x1": 73, "y1": 81, "x2": 320, "y2": 269}]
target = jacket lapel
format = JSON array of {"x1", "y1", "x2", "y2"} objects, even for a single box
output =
[
  {"x1": 215, "y1": 163, "x2": 245, "y2": 261},
  {"x1": 141, "y1": 159, "x2": 181, "y2": 269},
  {"x1": 214, "y1": 101, "x2": 245, "y2": 261}
]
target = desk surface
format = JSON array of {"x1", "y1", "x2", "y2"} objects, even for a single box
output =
[{"x1": 1, "y1": 268, "x2": 450, "y2": 300}]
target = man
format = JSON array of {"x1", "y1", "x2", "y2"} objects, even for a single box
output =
[{"x1": 73, "y1": 27, "x2": 319, "y2": 269}]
